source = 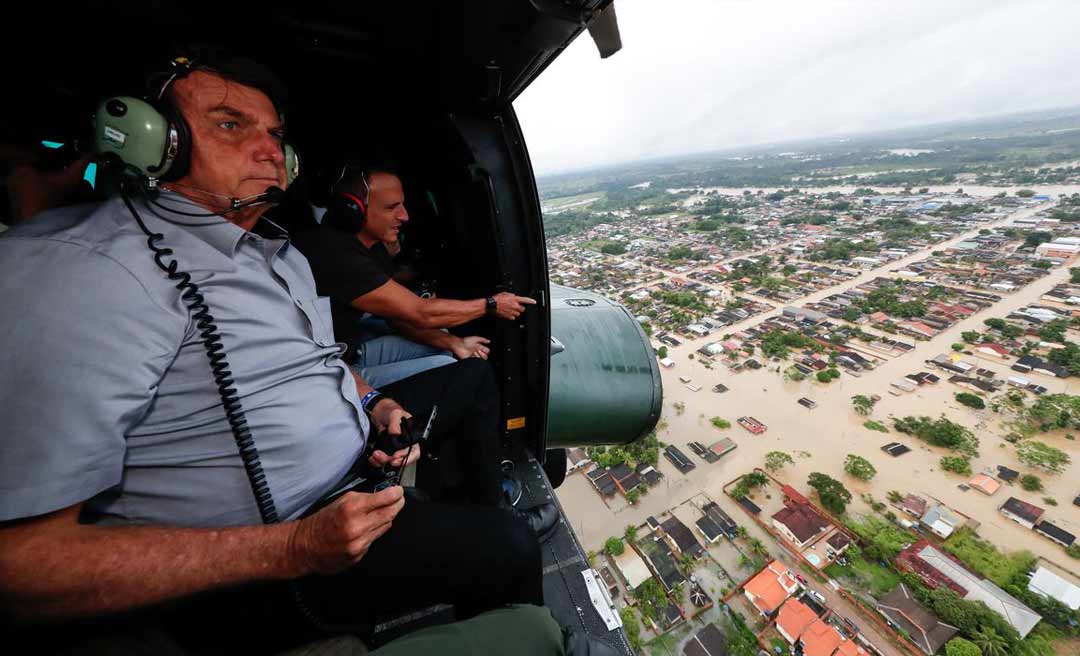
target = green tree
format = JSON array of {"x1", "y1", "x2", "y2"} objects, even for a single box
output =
[
  {"x1": 940, "y1": 456, "x2": 972, "y2": 475},
  {"x1": 624, "y1": 524, "x2": 638, "y2": 543},
  {"x1": 600, "y1": 241, "x2": 626, "y2": 255},
  {"x1": 972, "y1": 627, "x2": 1009, "y2": 656},
  {"x1": 748, "y1": 537, "x2": 769, "y2": 556},
  {"x1": 844, "y1": 454, "x2": 877, "y2": 481},
  {"x1": 893, "y1": 415, "x2": 979, "y2": 456},
  {"x1": 808, "y1": 472, "x2": 852, "y2": 514},
  {"x1": 633, "y1": 578, "x2": 667, "y2": 622},
  {"x1": 656, "y1": 345, "x2": 668, "y2": 359},
  {"x1": 984, "y1": 318, "x2": 1007, "y2": 331},
  {"x1": 955, "y1": 393, "x2": 986, "y2": 410},
  {"x1": 604, "y1": 536, "x2": 625, "y2": 556},
  {"x1": 1071, "y1": 268, "x2": 1080, "y2": 284},
  {"x1": 945, "y1": 637, "x2": 981, "y2": 656},
  {"x1": 1048, "y1": 342, "x2": 1080, "y2": 376},
  {"x1": 842, "y1": 307, "x2": 862, "y2": 322},
  {"x1": 619, "y1": 607, "x2": 641, "y2": 651},
  {"x1": 731, "y1": 471, "x2": 768, "y2": 499},
  {"x1": 961, "y1": 331, "x2": 982, "y2": 344},
  {"x1": 816, "y1": 369, "x2": 840, "y2": 383},
  {"x1": 1025, "y1": 230, "x2": 1053, "y2": 247},
  {"x1": 764, "y1": 451, "x2": 794, "y2": 472},
  {"x1": 1017, "y1": 441, "x2": 1070, "y2": 473},
  {"x1": 1020, "y1": 474, "x2": 1043, "y2": 492},
  {"x1": 626, "y1": 488, "x2": 641, "y2": 505},
  {"x1": 1037, "y1": 319, "x2": 1068, "y2": 343},
  {"x1": 1002, "y1": 324, "x2": 1024, "y2": 340},
  {"x1": 952, "y1": 343, "x2": 965, "y2": 352},
  {"x1": 711, "y1": 417, "x2": 732, "y2": 429},
  {"x1": 851, "y1": 394, "x2": 876, "y2": 416}
]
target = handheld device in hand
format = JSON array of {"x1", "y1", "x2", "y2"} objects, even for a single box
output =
[{"x1": 365, "y1": 406, "x2": 438, "y2": 492}]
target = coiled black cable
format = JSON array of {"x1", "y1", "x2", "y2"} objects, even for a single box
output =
[
  {"x1": 121, "y1": 184, "x2": 280, "y2": 525},
  {"x1": 122, "y1": 182, "x2": 358, "y2": 633}
]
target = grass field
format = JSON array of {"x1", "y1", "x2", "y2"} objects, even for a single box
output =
[{"x1": 825, "y1": 553, "x2": 901, "y2": 598}]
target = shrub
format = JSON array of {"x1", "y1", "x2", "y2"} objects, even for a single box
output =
[
  {"x1": 731, "y1": 471, "x2": 768, "y2": 499},
  {"x1": 863, "y1": 420, "x2": 889, "y2": 433},
  {"x1": 1020, "y1": 474, "x2": 1043, "y2": 492},
  {"x1": 952, "y1": 343, "x2": 964, "y2": 352},
  {"x1": 764, "y1": 451, "x2": 794, "y2": 472},
  {"x1": 711, "y1": 417, "x2": 731, "y2": 429},
  {"x1": 844, "y1": 454, "x2": 877, "y2": 481},
  {"x1": 604, "y1": 537, "x2": 625, "y2": 556},
  {"x1": 940, "y1": 456, "x2": 972, "y2": 475},
  {"x1": 945, "y1": 637, "x2": 981, "y2": 656},
  {"x1": 1017, "y1": 440, "x2": 1070, "y2": 473},
  {"x1": 954, "y1": 393, "x2": 985, "y2": 410}
]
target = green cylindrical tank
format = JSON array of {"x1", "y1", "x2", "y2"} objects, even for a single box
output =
[{"x1": 546, "y1": 284, "x2": 662, "y2": 447}]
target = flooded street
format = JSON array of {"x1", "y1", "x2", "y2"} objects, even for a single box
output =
[{"x1": 557, "y1": 198, "x2": 1080, "y2": 577}]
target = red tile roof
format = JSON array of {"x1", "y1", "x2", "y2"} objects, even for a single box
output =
[
  {"x1": 773, "y1": 504, "x2": 829, "y2": 544},
  {"x1": 743, "y1": 561, "x2": 798, "y2": 615},
  {"x1": 776, "y1": 599, "x2": 817, "y2": 643},
  {"x1": 833, "y1": 640, "x2": 868, "y2": 656},
  {"x1": 896, "y1": 540, "x2": 968, "y2": 596},
  {"x1": 801, "y1": 619, "x2": 844, "y2": 656}
]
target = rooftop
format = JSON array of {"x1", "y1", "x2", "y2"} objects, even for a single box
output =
[
  {"x1": 1034, "y1": 520, "x2": 1076, "y2": 547},
  {"x1": 1000, "y1": 497, "x2": 1046, "y2": 524},
  {"x1": 833, "y1": 640, "x2": 868, "y2": 656},
  {"x1": 661, "y1": 516, "x2": 705, "y2": 559},
  {"x1": 898, "y1": 542, "x2": 1040, "y2": 638},
  {"x1": 1028, "y1": 566, "x2": 1080, "y2": 611},
  {"x1": 776, "y1": 598, "x2": 818, "y2": 643},
  {"x1": 967, "y1": 474, "x2": 1001, "y2": 496},
  {"x1": 800, "y1": 619, "x2": 844, "y2": 656},
  {"x1": 611, "y1": 547, "x2": 653, "y2": 589},
  {"x1": 900, "y1": 494, "x2": 928, "y2": 517},
  {"x1": 877, "y1": 583, "x2": 959, "y2": 656},
  {"x1": 743, "y1": 560, "x2": 799, "y2": 615},
  {"x1": 772, "y1": 504, "x2": 830, "y2": 544}
]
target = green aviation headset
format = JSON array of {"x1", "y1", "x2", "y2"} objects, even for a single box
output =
[{"x1": 91, "y1": 56, "x2": 300, "y2": 186}]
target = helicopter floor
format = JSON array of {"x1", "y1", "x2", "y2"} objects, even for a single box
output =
[{"x1": 370, "y1": 456, "x2": 634, "y2": 654}]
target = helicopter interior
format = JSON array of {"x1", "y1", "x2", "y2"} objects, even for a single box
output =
[{"x1": 1, "y1": 2, "x2": 639, "y2": 652}]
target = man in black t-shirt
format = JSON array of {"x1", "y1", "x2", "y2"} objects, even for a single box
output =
[
  {"x1": 293, "y1": 164, "x2": 554, "y2": 526},
  {"x1": 293, "y1": 166, "x2": 535, "y2": 388}
]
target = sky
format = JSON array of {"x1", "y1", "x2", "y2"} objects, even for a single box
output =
[{"x1": 515, "y1": 0, "x2": 1080, "y2": 176}]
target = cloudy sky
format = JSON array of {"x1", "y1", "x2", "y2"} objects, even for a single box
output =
[{"x1": 515, "y1": 0, "x2": 1080, "y2": 176}]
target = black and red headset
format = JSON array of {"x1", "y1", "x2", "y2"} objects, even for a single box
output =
[{"x1": 322, "y1": 167, "x2": 371, "y2": 233}]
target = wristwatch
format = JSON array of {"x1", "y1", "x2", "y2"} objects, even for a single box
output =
[{"x1": 485, "y1": 295, "x2": 497, "y2": 316}]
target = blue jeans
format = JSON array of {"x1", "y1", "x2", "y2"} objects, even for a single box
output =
[{"x1": 354, "y1": 334, "x2": 456, "y2": 387}]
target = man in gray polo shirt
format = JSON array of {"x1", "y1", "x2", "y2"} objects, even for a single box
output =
[{"x1": 0, "y1": 53, "x2": 568, "y2": 654}]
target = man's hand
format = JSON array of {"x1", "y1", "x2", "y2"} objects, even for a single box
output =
[
  {"x1": 287, "y1": 487, "x2": 405, "y2": 575},
  {"x1": 368, "y1": 444, "x2": 422, "y2": 469},
  {"x1": 492, "y1": 292, "x2": 537, "y2": 321},
  {"x1": 451, "y1": 335, "x2": 491, "y2": 360},
  {"x1": 370, "y1": 397, "x2": 411, "y2": 436}
]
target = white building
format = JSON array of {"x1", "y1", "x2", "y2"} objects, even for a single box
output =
[{"x1": 1028, "y1": 567, "x2": 1080, "y2": 611}]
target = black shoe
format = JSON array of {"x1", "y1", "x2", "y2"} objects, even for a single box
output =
[
  {"x1": 562, "y1": 626, "x2": 622, "y2": 656},
  {"x1": 502, "y1": 500, "x2": 559, "y2": 542}
]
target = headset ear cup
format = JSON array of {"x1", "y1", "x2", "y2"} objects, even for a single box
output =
[
  {"x1": 323, "y1": 194, "x2": 364, "y2": 232},
  {"x1": 158, "y1": 104, "x2": 192, "y2": 182}
]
